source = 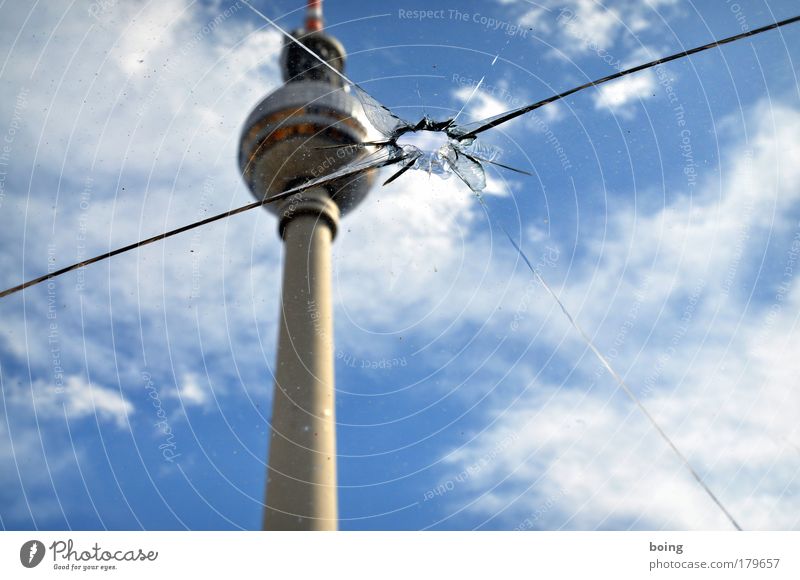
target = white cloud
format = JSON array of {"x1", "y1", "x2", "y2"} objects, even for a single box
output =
[
  {"x1": 554, "y1": 0, "x2": 623, "y2": 52},
  {"x1": 172, "y1": 373, "x2": 211, "y2": 407},
  {"x1": 592, "y1": 72, "x2": 656, "y2": 116},
  {"x1": 433, "y1": 100, "x2": 800, "y2": 530},
  {"x1": 7, "y1": 375, "x2": 133, "y2": 428},
  {"x1": 0, "y1": 0, "x2": 282, "y2": 175},
  {"x1": 334, "y1": 169, "x2": 479, "y2": 331},
  {"x1": 499, "y1": 0, "x2": 678, "y2": 56},
  {"x1": 539, "y1": 102, "x2": 565, "y2": 124}
]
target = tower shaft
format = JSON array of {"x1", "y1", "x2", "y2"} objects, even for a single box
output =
[
  {"x1": 264, "y1": 189, "x2": 339, "y2": 530},
  {"x1": 240, "y1": 0, "x2": 374, "y2": 530}
]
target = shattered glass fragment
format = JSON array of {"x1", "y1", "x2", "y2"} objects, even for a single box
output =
[
  {"x1": 347, "y1": 111, "x2": 507, "y2": 193},
  {"x1": 382, "y1": 151, "x2": 421, "y2": 186},
  {"x1": 467, "y1": 153, "x2": 533, "y2": 176},
  {"x1": 395, "y1": 131, "x2": 452, "y2": 178},
  {"x1": 353, "y1": 85, "x2": 413, "y2": 138},
  {"x1": 443, "y1": 146, "x2": 486, "y2": 192},
  {"x1": 266, "y1": 145, "x2": 408, "y2": 203},
  {"x1": 348, "y1": 80, "x2": 537, "y2": 193},
  {"x1": 380, "y1": 126, "x2": 495, "y2": 192}
]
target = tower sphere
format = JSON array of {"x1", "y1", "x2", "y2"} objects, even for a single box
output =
[{"x1": 239, "y1": 29, "x2": 376, "y2": 216}]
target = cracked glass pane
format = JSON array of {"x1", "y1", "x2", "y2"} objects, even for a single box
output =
[{"x1": 1, "y1": 0, "x2": 799, "y2": 537}]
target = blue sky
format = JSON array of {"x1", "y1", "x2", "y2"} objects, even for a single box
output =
[{"x1": 0, "y1": 0, "x2": 798, "y2": 530}]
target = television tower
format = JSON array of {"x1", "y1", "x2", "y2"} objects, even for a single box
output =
[{"x1": 238, "y1": 0, "x2": 375, "y2": 530}]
